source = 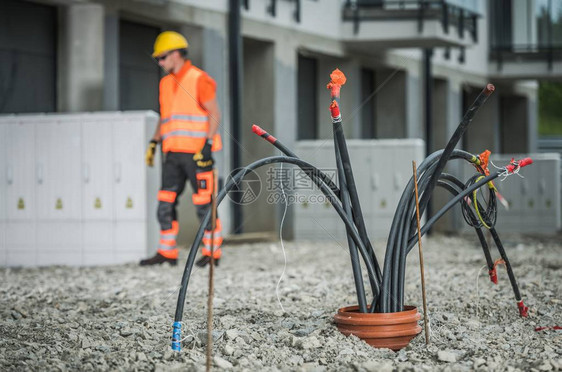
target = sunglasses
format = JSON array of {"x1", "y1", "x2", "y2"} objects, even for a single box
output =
[{"x1": 155, "y1": 51, "x2": 173, "y2": 62}]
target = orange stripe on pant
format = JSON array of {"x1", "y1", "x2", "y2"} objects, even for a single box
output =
[
  {"x1": 192, "y1": 170, "x2": 216, "y2": 205},
  {"x1": 201, "y1": 218, "x2": 222, "y2": 259},
  {"x1": 157, "y1": 221, "x2": 179, "y2": 259},
  {"x1": 158, "y1": 190, "x2": 177, "y2": 203}
]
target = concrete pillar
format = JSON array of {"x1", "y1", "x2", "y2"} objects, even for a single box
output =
[
  {"x1": 406, "y1": 70, "x2": 422, "y2": 140},
  {"x1": 500, "y1": 95, "x2": 529, "y2": 153},
  {"x1": 178, "y1": 25, "x2": 204, "y2": 68},
  {"x1": 432, "y1": 78, "x2": 448, "y2": 152},
  {"x1": 202, "y1": 26, "x2": 229, "y2": 179},
  {"x1": 343, "y1": 60, "x2": 362, "y2": 139},
  {"x1": 375, "y1": 69, "x2": 407, "y2": 138},
  {"x1": 431, "y1": 79, "x2": 463, "y2": 232},
  {"x1": 463, "y1": 87, "x2": 500, "y2": 155},
  {"x1": 447, "y1": 81, "x2": 462, "y2": 142},
  {"x1": 103, "y1": 11, "x2": 119, "y2": 111},
  {"x1": 274, "y1": 37, "x2": 298, "y2": 239},
  {"x1": 241, "y1": 38, "x2": 275, "y2": 234},
  {"x1": 527, "y1": 96, "x2": 538, "y2": 153},
  {"x1": 58, "y1": 4, "x2": 104, "y2": 112}
]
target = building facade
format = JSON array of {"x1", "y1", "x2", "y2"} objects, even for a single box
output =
[{"x1": 1, "y1": 0, "x2": 557, "y2": 240}]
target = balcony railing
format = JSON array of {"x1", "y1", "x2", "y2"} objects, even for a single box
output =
[
  {"x1": 491, "y1": 44, "x2": 562, "y2": 72},
  {"x1": 343, "y1": 0, "x2": 479, "y2": 42},
  {"x1": 243, "y1": 0, "x2": 302, "y2": 23}
]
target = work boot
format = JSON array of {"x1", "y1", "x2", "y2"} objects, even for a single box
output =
[
  {"x1": 195, "y1": 256, "x2": 220, "y2": 267},
  {"x1": 140, "y1": 252, "x2": 177, "y2": 266}
]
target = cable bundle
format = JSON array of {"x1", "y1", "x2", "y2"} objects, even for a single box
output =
[{"x1": 169, "y1": 73, "x2": 532, "y2": 352}]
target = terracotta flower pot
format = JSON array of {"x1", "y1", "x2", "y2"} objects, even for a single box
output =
[{"x1": 334, "y1": 305, "x2": 422, "y2": 351}]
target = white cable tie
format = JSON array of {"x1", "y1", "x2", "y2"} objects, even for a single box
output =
[
  {"x1": 489, "y1": 160, "x2": 502, "y2": 170},
  {"x1": 276, "y1": 161, "x2": 288, "y2": 314},
  {"x1": 475, "y1": 264, "x2": 487, "y2": 319}
]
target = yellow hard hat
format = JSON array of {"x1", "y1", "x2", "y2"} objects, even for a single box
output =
[{"x1": 152, "y1": 31, "x2": 188, "y2": 57}]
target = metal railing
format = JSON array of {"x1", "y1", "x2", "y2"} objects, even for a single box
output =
[
  {"x1": 243, "y1": 0, "x2": 302, "y2": 23},
  {"x1": 342, "y1": 0, "x2": 479, "y2": 40},
  {"x1": 491, "y1": 44, "x2": 562, "y2": 72}
]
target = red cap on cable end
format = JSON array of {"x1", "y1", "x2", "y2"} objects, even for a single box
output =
[
  {"x1": 326, "y1": 69, "x2": 347, "y2": 98},
  {"x1": 330, "y1": 100, "x2": 340, "y2": 118},
  {"x1": 488, "y1": 268, "x2": 498, "y2": 284},
  {"x1": 518, "y1": 300, "x2": 529, "y2": 317},
  {"x1": 252, "y1": 124, "x2": 267, "y2": 136},
  {"x1": 518, "y1": 157, "x2": 533, "y2": 168}
]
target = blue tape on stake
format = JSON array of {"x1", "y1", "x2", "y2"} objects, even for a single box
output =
[{"x1": 171, "y1": 321, "x2": 182, "y2": 351}]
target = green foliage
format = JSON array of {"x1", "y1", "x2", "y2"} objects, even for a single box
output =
[{"x1": 538, "y1": 82, "x2": 562, "y2": 136}]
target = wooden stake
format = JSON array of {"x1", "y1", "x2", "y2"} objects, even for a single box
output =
[
  {"x1": 206, "y1": 169, "x2": 218, "y2": 372},
  {"x1": 412, "y1": 161, "x2": 430, "y2": 345}
]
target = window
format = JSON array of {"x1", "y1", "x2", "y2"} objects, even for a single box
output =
[
  {"x1": 297, "y1": 55, "x2": 318, "y2": 140},
  {"x1": 119, "y1": 20, "x2": 161, "y2": 111},
  {"x1": 0, "y1": 0, "x2": 56, "y2": 113},
  {"x1": 360, "y1": 68, "x2": 376, "y2": 139}
]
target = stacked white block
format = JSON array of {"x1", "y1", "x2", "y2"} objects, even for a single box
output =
[
  {"x1": 458, "y1": 153, "x2": 561, "y2": 234},
  {"x1": 293, "y1": 139, "x2": 425, "y2": 242},
  {"x1": 0, "y1": 111, "x2": 160, "y2": 267}
]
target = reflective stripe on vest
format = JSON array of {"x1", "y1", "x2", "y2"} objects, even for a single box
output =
[
  {"x1": 161, "y1": 114, "x2": 209, "y2": 123},
  {"x1": 161, "y1": 130, "x2": 208, "y2": 140},
  {"x1": 159, "y1": 65, "x2": 223, "y2": 153}
]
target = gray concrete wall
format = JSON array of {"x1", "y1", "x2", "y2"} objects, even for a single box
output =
[
  {"x1": 431, "y1": 78, "x2": 464, "y2": 232},
  {"x1": 375, "y1": 69, "x2": 407, "y2": 138},
  {"x1": 103, "y1": 12, "x2": 119, "y2": 111},
  {"x1": 241, "y1": 38, "x2": 275, "y2": 233},
  {"x1": 58, "y1": 3, "x2": 104, "y2": 112},
  {"x1": 463, "y1": 88, "x2": 500, "y2": 154},
  {"x1": 274, "y1": 37, "x2": 298, "y2": 239},
  {"x1": 501, "y1": 95, "x2": 529, "y2": 153},
  {"x1": 528, "y1": 96, "x2": 538, "y2": 153},
  {"x1": 432, "y1": 79, "x2": 449, "y2": 151}
]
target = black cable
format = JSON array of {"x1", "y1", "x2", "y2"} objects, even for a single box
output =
[
  {"x1": 174, "y1": 156, "x2": 381, "y2": 326},
  {"x1": 333, "y1": 120, "x2": 382, "y2": 295},
  {"x1": 489, "y1": 228, "x2": 524, "y2": 303},
  {"x1": 379, "y1": 149, "x2": 474, "y2": 312},
  {"x1": 440, "y1": 173, "x2": 495, "y2": 272},
  {"x1": 334, "y1": 141, "x2": 368, "y2": 313},
  {"x1": 435, "y1": 177, "x2": 522, "y2": 305},
  {"x1": 461, "y1": 174, "x2": 497, "y2": 229},
  {"x1": 417, "y1": 84, "x2": 495, "y2": 227}
]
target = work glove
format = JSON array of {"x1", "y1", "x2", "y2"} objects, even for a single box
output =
[
  {"x1": 193, "y1": 139, "x2": 214, "y2": 169},
  {"x1": 145, "y1": 140, "x2": 158, "y2": 167}
]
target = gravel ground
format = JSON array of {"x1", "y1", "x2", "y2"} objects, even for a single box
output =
[{"x1": 1, "y1": 233, "x2": 561, "y2": 371}]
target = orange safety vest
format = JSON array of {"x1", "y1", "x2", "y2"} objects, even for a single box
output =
[{"x1": 159, "y1": 65, "x2": 222, "y2": 153}]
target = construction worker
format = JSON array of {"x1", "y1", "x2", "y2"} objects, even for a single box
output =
[{"x1": 140, "y1": 31, "x2": 223, "y2": 267}]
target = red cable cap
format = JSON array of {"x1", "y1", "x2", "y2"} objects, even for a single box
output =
[
  {"x1": 518, "y1": 300, "x2": 529, "y2": 317},
  {"x1": 330, "y1": 100, "x2": 340, "y2": 118},
  {"x1": 518, "y1": 157, "x2": 533, "y2": 168},
  {"x1": 252, "y1": 124, "x2": 266, "y2": 136},
  {"x1": 488, "y1": 269, "x2": 498, "y2": 284},
  {"x1": 330, "y1": 69, "x2": 347, "y2": 86},
  {"x1": 327, "y1": 69, "x2": 347, "y2": 98}
]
